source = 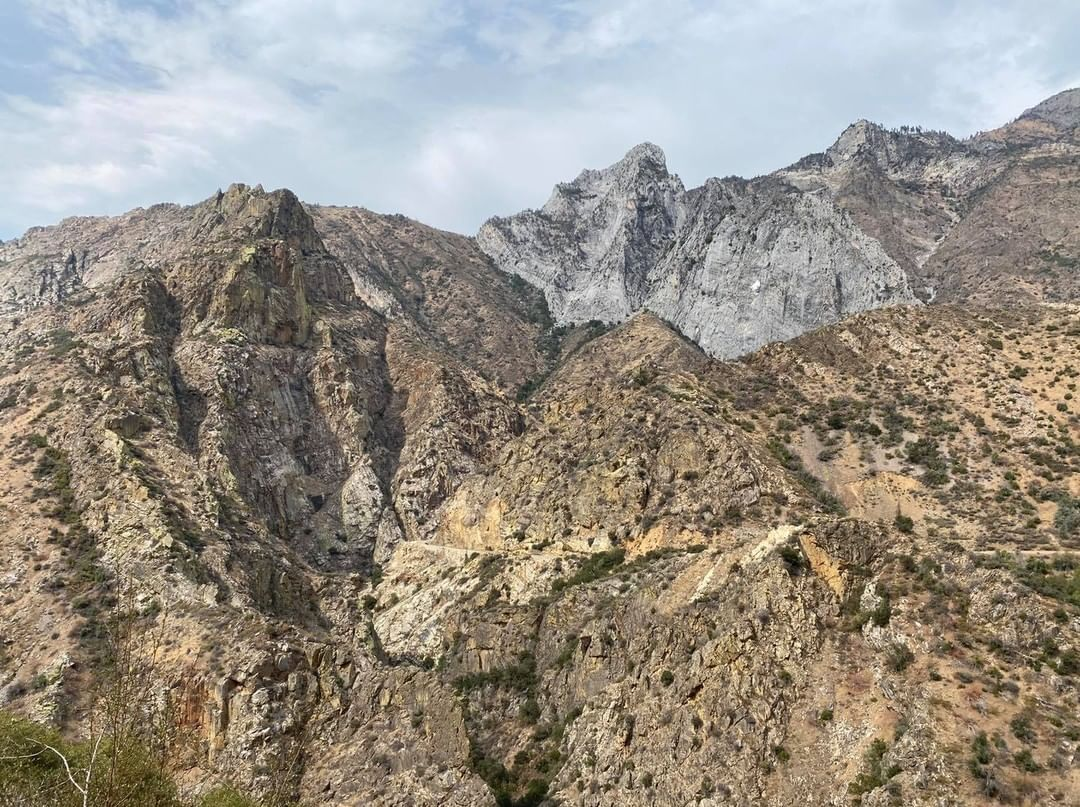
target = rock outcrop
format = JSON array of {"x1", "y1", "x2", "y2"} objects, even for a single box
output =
[{"x1": 479, "y1": 145, "x2": 916, "y2": 358}]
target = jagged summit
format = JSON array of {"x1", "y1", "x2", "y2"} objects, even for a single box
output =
[
  {"x1": 0, "y1": 182, "x2": 330, "y2": 314},
  {"x1": 480, "y1": 89, "x2": 1078, "y2": 348},
  {"x1": 541, "y1": 140, "x2": 683, "y2": 218},
  {"x1": 824, "y1": 119, "x2": 891, "y2": 164},
  {"x1": 479, "y1": 140, "x2": 685, "y2": 326},
  {"x1": 478, "y1": 127, "x2": 916, "y2": 358},
  {"x1": 564, "y1": 141, "x2": 670, "y2": 182},
  {"x1": 196, "y1": 182, "x2": 325, "y2": 254},
  {"x1": 610, "y1": 141, "x2": 669, "y2": 173}
]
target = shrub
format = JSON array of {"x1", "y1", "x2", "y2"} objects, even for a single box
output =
[
  {"x1": 1013, "y1": 749, "x2": 1040, "y2": 772},
  {"x1": 777, "y1": 544, "x2": 805, "y2": 574},
  {"x1": 1053, "y1": 496, "x2": 1079, "y2": 539},
  {"x1": 1010, "y1": 714, "x2": 1035, "y2": 743},
  {"x1": 871, "y1": 591, "x2": 892, "y2": 627},
  {"x1": 550, "y1": 549, "x2": 625, "y2": 594},
  {"x1": 848, "y1": 738, "x2": 900, "y2": 796},
  {"x1": 0, "y1": 712, "x2": 182, "y2": 807},
  {"x1": 904, "y1": 437, "x2": 949, "y2": 487},
  {"x1": 519, "y1": 697, "x2": 541, "y2": 724},
  {"x1": 886, "y1": 642, "x2": 914, "y2": 672},
  {"x1": 972, "y1": 731, "x2": 993, "y2": 766},
  {"x1": 454, "y1": 652, "x2": 538, "y2": 695}
]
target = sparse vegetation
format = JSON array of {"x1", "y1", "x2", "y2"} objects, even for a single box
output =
[
  {"x1": 886, "y1": 642, "x2": 914, "y2": 672},
  {"x1": 848, "y1": 738, "x2": 901, "y2": 800},
  {"x1": 766, "y1": 436, "x2": 845, "y2": 514},
  {"x1": 550, "y1": 549, "x2": 626, "y2": 594}
]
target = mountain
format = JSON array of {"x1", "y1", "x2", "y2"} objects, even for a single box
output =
[
  {"x1": 782, "y1": 87, "x2": 1080, "y2": 306},
  {"x1": 480, "y1": 89, "x2": 1080, "y2": 357},
  {"x1": 478, "y1": 144, "x2": 916, "y2": 358},
  {"x1": 0, "y1": 93, "x2": 1077, "y2": 807}
]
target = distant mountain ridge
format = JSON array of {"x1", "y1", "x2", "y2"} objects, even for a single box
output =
[
  {"x1": 479, "y1": 87, "x2": 1080, "y2": 355},
  {"x1": 2, "y1": 90, "x2": 1076, "y2": 362}
]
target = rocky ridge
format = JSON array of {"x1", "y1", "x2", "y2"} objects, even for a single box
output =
[
  {"x1": 479, "y1": 146, "x2": 916, "y2": 359},
  {"x1": 480, "y1": 89, "x2": 1080, "y2": 357}
]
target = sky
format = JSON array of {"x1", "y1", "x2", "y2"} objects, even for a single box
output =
[{"x1": 0, "y1": 0, "x2": 1078, "y2": 240}]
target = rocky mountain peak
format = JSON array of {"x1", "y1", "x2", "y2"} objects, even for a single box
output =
[
  {"x1": 541, "y1": 141, "x2": 683, "y2": 220},
  {"x1": 1019, "y1": 86, "x2": 1080, "y2": 129},
  {"x1": 479, "y1": 132, "x2": 916, "y2": 357},
  {"x1": 195, "y1": 183, "x2": 325, "y2": 254},
  {"x1": 478, "y1": 143, "x2": 685, "y2": 324},
  {"x1": 823, "y1": 117, "x2": 962, "y2": 172},
  {"x1": 605, "y1": 141, "x2": 670, "y2": 181},
  {"x1": 825, "y1": 118, "x2": 888, "y2": 164}
]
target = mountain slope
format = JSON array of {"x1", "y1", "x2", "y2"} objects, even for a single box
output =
[
  {"x1": 0, "y1": 91, "x2": 1078, "y2": 807},
  {"x1": 782, "y1": 88, "x2": 1080, "y2": 305}
]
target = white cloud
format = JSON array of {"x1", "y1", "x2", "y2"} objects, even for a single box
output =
[{"x1": 398, "y1": 87, "x2": 680, "y2": 225}]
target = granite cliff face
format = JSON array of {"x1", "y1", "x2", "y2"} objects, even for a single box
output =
[
  {"x1": 480, "y1": 89, "x2": 1080, "y2": 357},
  {"x1": 477, "y1": 143, "x2": 686, "y2": 325},
  {"x1": 478, "y1": 145, "x2": 916, "y2": 358},
  {"x1": 0, "y1": 92, "x2": 1078, "y2": 807}
]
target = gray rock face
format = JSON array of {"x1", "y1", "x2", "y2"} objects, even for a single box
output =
[
  {"x1": 478, "y1": 143, "x2": 685, "y2": 325},
  {"x1": 478, "y1": 144, "x2": 917, "y2": 358}
]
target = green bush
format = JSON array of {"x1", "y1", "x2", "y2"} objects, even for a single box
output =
[
  {"x1": 1053, "y1": 496, "x2": 1079, "y2": 539},
  {"x1": 972, "y1": 731, "x2": 992, "y2": 766},
  {"x1": 1013, "y1": 749, "x2": 1040, "y2": 773},
  {"x1": 0, "y1": 713, "x2": 178, "y2": 807},
  {"x1": 550, "y1": 549, "x2": 625, "y2": 594},
  {"x1": 886, "y1": 642, "x2": 914, "y2": 672},
  {"x1": 871, "y1": 591, "x2": 892, "y2": 627},
  {"x1": 519, "y1": 697, "x2": 541, "y2": 724},
  {"x1": 0, "y1": 712, "x2": 284, "y2": 807},
  {"x1": 904, "y1": 437, "x2": 949, "y2": 487},
  {"x1": 848, "y1": 738, "x2": 900, "y2": 796},
  {"x1": 454, "y1": 652, "x2": 537, "y2": 695},
  {"x1": 1010, "y1": 714, "x2": 1035, "y2": 743},
  {"x1": 777, "y1": 544, "x2": 805, "y2": 574}
]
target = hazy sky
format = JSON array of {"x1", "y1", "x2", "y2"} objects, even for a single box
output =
[{"x1": 1, "y1": 0, "x2": 1077, "y2": 239}]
